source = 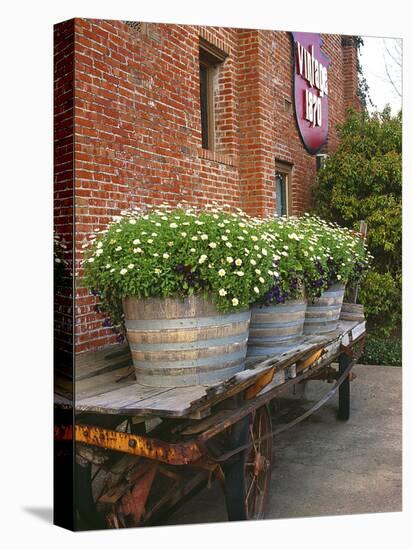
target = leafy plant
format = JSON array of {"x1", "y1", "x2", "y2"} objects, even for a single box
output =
[
  {"x1": 82, "y1": 204, "x2": 371, "y2": 331},
  {"x1": 359, "y1": 333, "x2": 402, "y2": 366},
  {"x1": 82, "y1": 204, "x2": 275, "y2": 326},
  {"x1": 312, "y1": 107, "x2": 402, "y2": 336}
]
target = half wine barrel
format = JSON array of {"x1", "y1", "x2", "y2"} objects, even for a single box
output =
[
  {"x1": 303, "y1": 283, "x2": 345, "y2": 334},
  {"x1": 123, "y1": 296, "x2": 251, "y2": 387},
  {"x1": 247, "y1": 299, "x2": 307, "y2": 358}
]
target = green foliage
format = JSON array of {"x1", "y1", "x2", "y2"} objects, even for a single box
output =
[
  {"x1": 359, "y1": 333, "x2": 402, "y2": 366},
  {"x1": 82, "y1": 204, "x2": 371, "y2": 332},
  {"x1": 312, "y1": 108, "x2": 402, "y2": 335},
  {"x1": 261, "y1": 215, "x2": 370, "y2": 304},
  {"x1": 82, "y1": 205, "x2": 276, "y2": 326},
  {"x1": 358, "y1": 270, "x2": 401, "y2": 336}
]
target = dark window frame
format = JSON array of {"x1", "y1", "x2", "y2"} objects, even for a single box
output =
[
  {"x1": 199, "y1": 38, "x2": 227, "y2": 151},
  {"x1": 275, "y1": 161, "x2": 293, "y2": 217}
]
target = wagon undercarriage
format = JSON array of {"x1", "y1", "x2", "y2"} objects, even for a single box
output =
[{"x1": 55, "y1": 319, "x2": 366, "y2": 528}]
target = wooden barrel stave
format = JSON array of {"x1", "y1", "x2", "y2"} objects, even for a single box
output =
[
  {"x1": 303, "y1": 284, "x2": 345, "y2": 334},
  {"x1": 123, "y1": 296, "x2": 251, "y2": 387},
  {"x1": 247, "y1": 299, "x2": 307, "y2": 359},
  {"x1": 339, "y1": 302, "x2": 365, "y2": 322}
]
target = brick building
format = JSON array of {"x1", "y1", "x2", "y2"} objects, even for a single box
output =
[{"x1": 54, "y1": 19, "x2": 361, "y2": 353}]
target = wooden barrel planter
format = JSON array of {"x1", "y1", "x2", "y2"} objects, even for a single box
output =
[
  {"x1": 303, "y1": 283, "x2": 345, "y2": 334},
  {"x1": 340, "y1": 302, "x2": 365, "y2": 322},
  {"x1": 247, "y1": 299, "x2": 307, "y2": 358},
  {"x1": 123, "y1": 296, "x2": 251, "y2": 387}
]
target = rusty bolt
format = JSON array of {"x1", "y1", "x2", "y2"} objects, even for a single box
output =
[
  {"x1": 83, "y1": 430, "x2": 89, "y2": 437},
  {"x1": 128, "y1": 439, "x2": 137, "y2": 449}
]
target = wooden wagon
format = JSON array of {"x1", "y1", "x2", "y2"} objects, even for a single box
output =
[{"x1": 54, "y1": 317, "x2": 366, "y2": 529}]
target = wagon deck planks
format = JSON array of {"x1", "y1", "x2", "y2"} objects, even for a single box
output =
[{"x1": 60, "y1": 320, "x2": 365, "y2": 419}]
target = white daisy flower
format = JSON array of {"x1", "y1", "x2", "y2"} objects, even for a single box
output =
[
  {"x1": 128, "y1": 263, "x2": 135, "y2": 269},
  {"x1": 253, "y1": 286, "x2": 260, "y2": 294},
  {"x1": 236, "y1": 271, "x2": 244, "y2": 277},
  {"x1": 133, "y1": 239, "x2": 141, "y2": 245},
  {"x1": 235, "y1": 259, "x2": 242, "y2": 266},
  {"x1": 232, "y1": 298, "x2": 239, "y2": 306},
  {"x1": 259, "y1": 277, "x2": 265, "y2": 284},
  {"x1": 129, "y1": 219, "x2": 136, "y2": 225},
  {"x1": 115, "y1": 246, "x2": 122, "y2": 252},
  {"x1": 218, "y1": 269, "x2": 226, "y2": 277},
  {"x1": 226, "y1": 256, "x2": 234, "y2": 263},
  {"x1": 120, "y1": 268, "x2": 127, "y2": 275},
  {"x1": 219, "y1": 288, "x2": 227, "y2": 296},
  {"x1": 255, "y1": 268, "x2": 261, "y2": 275},
  {"x1": 163, "y1": 253, "x2": 170, "y2": 259},
  {"x1": 209, "y1": 242, "x2": 217, "y2": 249},
  {"x1": 170, "y1": 223, "x2": 178, "y2": 228}
]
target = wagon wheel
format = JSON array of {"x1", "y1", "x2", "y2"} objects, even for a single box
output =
[{"x1": 223, "y1": 406, "x2": 273, "y2": 521}]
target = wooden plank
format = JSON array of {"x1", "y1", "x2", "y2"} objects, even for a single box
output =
[
  {"x1": 245, "y1": 367, "x2": 276, "y2": 399},
  {"x1": 72, "y1": 320, "x2": 361, "y2": 419},
  {"x1": 75, "y1": 344, "x2": 131, "y2": 381},
  {"x1": 130, "y1": 385, "x2": 209, "y2": 416},
  {"x1": 75, "y1": 366, "x2": 135, "y2": 400},
  {"x1": 76, "y1": 383, "x2": 171, "y2": 414},
  {"x1": 351, "y1": 321, "x2": 366, "y2": 342},
  {"x1": 76, "y1": 382, "x2": 209, "y2": 418}
]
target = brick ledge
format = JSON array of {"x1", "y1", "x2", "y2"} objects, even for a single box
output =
[{"x1": 198, "y1": 148, "x2": 238, "y2": 167}]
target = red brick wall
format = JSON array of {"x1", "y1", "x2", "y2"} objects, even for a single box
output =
[
  {"x1": 54, "y1": 19, "x2": 74, "y2": 353},
  {"x1": 53, "y1": 19, "x2": 361, "y2": 352}
]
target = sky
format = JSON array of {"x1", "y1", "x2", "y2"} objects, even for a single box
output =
[{"x1": 358, "y1": 36, "x2": 402, "y2": 114}]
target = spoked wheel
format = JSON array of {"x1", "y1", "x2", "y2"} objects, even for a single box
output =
[{"x1": 224, "y1": 406, "x2": 273, "y2": 521}]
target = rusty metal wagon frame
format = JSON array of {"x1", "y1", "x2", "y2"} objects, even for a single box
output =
[{"x1": 54, "y1": 319, "x2": 366, "y2": 529}]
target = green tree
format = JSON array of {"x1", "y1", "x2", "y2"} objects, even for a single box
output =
[{"x1": 312, "y1": 107, "x2": 402, "y2": 336}]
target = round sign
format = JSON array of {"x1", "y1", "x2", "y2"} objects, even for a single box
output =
[{"x1": 291, "y1": 32, "x2": 331, "y2": 154}]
